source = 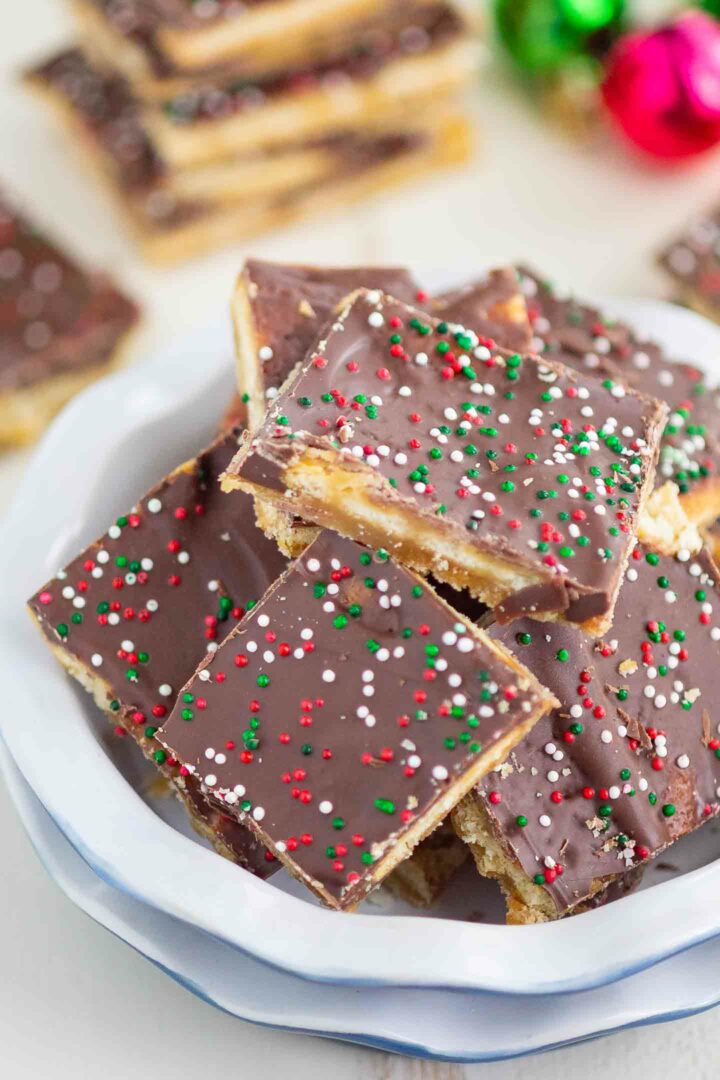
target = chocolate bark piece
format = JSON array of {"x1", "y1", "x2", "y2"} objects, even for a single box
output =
[
  {"x1": 27, "y1": 429, "x2": 288, "y2": 876},
  {"x1": 233, "y1": 259, "x2": 420, "y2": 429},
  {"x1": 26, "y1": 48, "x2": 469, "y2": 265},
  {"x1": 518, "y1": 266, "x2": 720, "y2": 526},
  {"x1": 232, "y1": 262, "x2": 531, "y2": 557},
  {"x1": 454, "y1": 543, "x2": 720, "y2": 922},
  {"x1": 224, "y1": 288, "x2": 667, "y2": 634},
  {"x1": 0, "y1": 190, "x2": 138, "y2": 446},
  {"x1": 658, "y1": 205, "x2": 720, "y2": 323},
  {"x1": 157, "y1": 530, "x2": 554, "y2": 910}
]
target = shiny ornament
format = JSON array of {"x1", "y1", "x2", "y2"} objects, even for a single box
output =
[
  {"x1": 601, "y1": 11, "x2": 720, "y2": 161},
  {"x1": 558, "y1": 0, "x2": 623, "y2": 32},
  {"x1": 495, "y1": 0, "x2": 623, "y2": 74}
]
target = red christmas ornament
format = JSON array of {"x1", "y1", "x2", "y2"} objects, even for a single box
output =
[{"x1": 601, "y1": 11, "x2": 720, "y2": 162}]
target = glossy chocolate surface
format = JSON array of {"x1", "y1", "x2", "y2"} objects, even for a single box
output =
[
  {"x1": 482, "y1": 544, "x2": 720, "y2": 913},
  {"x1": 158, "y1": 530, "x2": 548, "y2": 906}
]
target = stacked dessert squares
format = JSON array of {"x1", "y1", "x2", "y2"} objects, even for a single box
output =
[
  {"x1": 29, "y1": 259, "x2": 720, "y2": 921},
  {"x1": 24, "y1": 1, "x2": 476, "y2": 264}
]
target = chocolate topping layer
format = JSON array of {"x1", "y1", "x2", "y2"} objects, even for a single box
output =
[
  {"x1": 659, "y1": 205, "x2": 720, "y2": 316},
  {"x1": 0, "y1": 191, "x2": 138, "y2": 391},
  {"x1": 518, "y1": 267, "x2": 720, "y2": 502},
  {"x1": 28, "y1": 430, "x2": 287, "y2": 875},
  {"x1": 158, "y1": 530, "x2": 551, "y2": 908},
  {"x1": 230, "y1": 288, "x2": 666, "y2": 625},
  {"x1": 480, "y1": 544, "x2": 720, "y2": 915}
]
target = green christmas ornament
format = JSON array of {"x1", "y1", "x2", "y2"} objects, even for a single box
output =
[
  {"x1": 495, "y1": 0, "x2": 624, "y2": 74},
  {"x1": 559, "y1": 0, "x2": 623, "y2": 31}
]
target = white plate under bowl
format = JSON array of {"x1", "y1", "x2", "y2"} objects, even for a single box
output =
[
  {"x1": 3, "y1": 273, "x2": 720, "y2": 999},
  {"x1": 6, "y1": 734, "x2": 720, "y2": 1062}
]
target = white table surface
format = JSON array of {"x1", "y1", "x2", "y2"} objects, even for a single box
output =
[{"x1": 4, "y1": 2, "x2": 720, "y2": 1076}]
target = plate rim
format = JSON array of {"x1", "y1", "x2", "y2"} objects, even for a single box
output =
[{"x1": 5, "y1": 734, "x2": 720, "y2": 1063}]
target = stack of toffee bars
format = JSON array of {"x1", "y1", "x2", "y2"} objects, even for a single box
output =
[
  {"x1": 24, "y1": 0, "x2": 476, "y2": 264},
  {"x1": 29, "y1": 259, "x2": 720, "y2": 921}
]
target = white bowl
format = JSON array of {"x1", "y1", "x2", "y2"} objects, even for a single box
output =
[{"x1": 3, "y1": 276, "x2": 720, "y2": 998}]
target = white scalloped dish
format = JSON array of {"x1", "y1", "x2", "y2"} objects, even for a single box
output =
[{"x1": 3, "y1": 277, "x2": 720, "y2": 998}]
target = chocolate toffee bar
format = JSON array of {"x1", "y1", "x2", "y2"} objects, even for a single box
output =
[
  {"x1": 519, "y1": 267, "x2": 720, "y2": 528},
  {"x1": 224, "y1": 289, "x2": 667, "y2": 634},
  {"x1": 141, "y1": 4, "x2": 474, "y2": 168},
  {"x1": 232, "y1": 262, "x2": 532, "y2": 555},
  {"x1": 73, "y1": 0, "x2": 396, "y2": 75},
  {"x1": 0, "y1": 190, "x2": 138, "y2": 446},
  {"x1": 68, "y1": 0, "x2": 460, "y2": 99},
  {"x1": 454, "y1": 542, "x2": 720, "y2": 922},
  {"x1": 28, "y1": 429, "x2": 288, "y2": 875},
  {"x1": 27, "y1": 49, "x2": 469, "y2": 264},
  {"x1": 157, "y1": 530, "x2": 555, "y2": 909},
  {"x1": 659, "y1": 204, "x2": 720, "y2": 324}
]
